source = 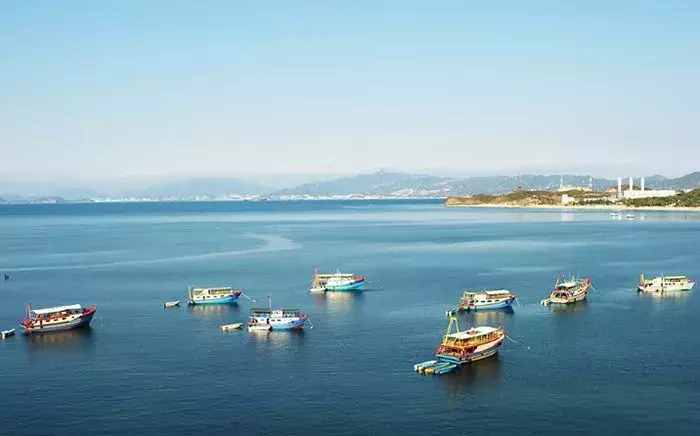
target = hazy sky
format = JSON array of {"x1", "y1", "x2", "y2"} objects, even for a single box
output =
[{"x1": 2, "y1": 1, "x2": 699, "y2": 181}]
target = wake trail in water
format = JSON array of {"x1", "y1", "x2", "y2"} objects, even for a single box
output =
[{"x1": 1, "y1": 234, "x2": 299, "y2": 272}]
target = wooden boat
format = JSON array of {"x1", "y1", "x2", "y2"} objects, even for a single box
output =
[
  {"x1": 310, "y1": 270, "x2": 365, "y2": 292},
  {"x1": 164, "y1": 300, "x2": 180, "y2": 308},
  {"x1": 220, "y1": 323, "x2": 242, "y2": 332},
  {"x1": 458, "y1": 289, "x2": 516, "y2": 311},
  {"x1": 187, "y1": 287, "x2": 241, "y2": 305},
  {"x1": 1, "y1": 329, "x2": 15, "y2": 339},
  {"x1": 434, "y1": 314, "x2": 505, "y2": 365},
  {"x1": 20, "y1": 304, "x2": 96, "y2": 334},
  {"x1": 638, "y1": 274, "x2": 695, "y2": 293},
  {"x1": 541, "y1": 275, "x2": 592, "y2": 305}
]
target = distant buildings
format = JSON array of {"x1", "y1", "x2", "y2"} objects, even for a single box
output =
[{"x1": 618, "y1": 177, "x2": 677, "y2": 200}]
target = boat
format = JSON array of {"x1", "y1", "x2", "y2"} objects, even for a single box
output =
[
  {"x1": 541, "y1": 275, "x2": 592, "y2": 305},
  {"x1": 434, "y1": 314, "x2": 505, "y2": 365},
  {"x1": 164, "y1": 300, "x2": 180, "y2": 308},
  {"x1": 310, "y1": 270, "x2": 365, "y2": 292},
  {"x1": 638, "y1": 274, "x2": 695, "y2": 293},
  {"x1": 187, "y1": 287, "x2": 241, "y2": 305},
  {"x1": 1, "y1": 329, "x2": 15, "y2": 339},
  {"x1": 458, "y1": 289, "x2": 516, "y2": 311},
  {"x1": 20, "y1": 304, "x2": 96, "y2": 334},
  {"x1": 247, "y1": 297, "x2": 308, "y2": 331},
  {"x1": 220, "y1": 323, "x2": 242, "y2": 332}
]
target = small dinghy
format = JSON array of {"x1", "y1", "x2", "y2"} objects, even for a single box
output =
[
  {"x1": 220, "y1": 323, "x2": 242, "y2": 332},
  {"x1": 1, "y1": 329, "x2": 15, "y2": 339},
  {"x1": 164, "y1": 300, "x2": 180, "y2": 309}
]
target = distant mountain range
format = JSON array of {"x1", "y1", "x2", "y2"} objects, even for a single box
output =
[
  {"x1": 2, "y1": 171, "x2": 700, "y2": 202},
  {"x1": 272, "y1": 171, "x2": 700, "y2": 197}
]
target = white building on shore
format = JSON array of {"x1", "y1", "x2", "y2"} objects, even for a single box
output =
[{"x1": 619, "y1": 177, "x2": 677, "y2": 200}]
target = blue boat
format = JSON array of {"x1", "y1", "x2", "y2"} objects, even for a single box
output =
[
  {"x1": 458, "y1": 290, "x2": 516, "y2": 311},
  {"x1": 311, "y1": 271, "x2": 366, "y2": 292},
  {"x1": 187, "y1": 287, "x2": 241, "y2": 305},
  {"x1": 248, "y1": 297, "x2": 308, "y2": 331}
]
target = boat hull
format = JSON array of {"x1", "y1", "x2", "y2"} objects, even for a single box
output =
[
  {"x1": 461, "y1": 298, "x2": 515, "y2": 311},
  {"x1": 189, "y1": 295, "x2": 239, "y2": 305},
  {"x1": 638, "y1": 282, "x2": 695, "y2": 293},
  {"x1": 21, "y1": 311, "x2": 95, "y2": 334},
  {"x1": 270, "y1": 318, "x2": 306, "y2": 330},
  {"x1": 436, "y1": 336, "x2": 504, "y2": 365},
  {"x1": 324, "y1": 280, "x2": 365, "y2": 292}
]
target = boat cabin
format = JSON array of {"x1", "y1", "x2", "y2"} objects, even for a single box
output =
[
  {"x1": 189, "y1": 287, "x2": 238, "y2": 300},
  {"x1": 29, "y1": 304, "x2": 83, "y2": 322}
]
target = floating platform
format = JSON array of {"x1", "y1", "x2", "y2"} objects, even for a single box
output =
[{"x1": 414, "y1": 360, "x2": 457, "y2": 375}]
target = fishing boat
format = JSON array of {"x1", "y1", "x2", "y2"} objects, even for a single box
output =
[
  {"x1": 310, "y1": 270, "x2": 365, "y2": 292},
  {"x1": 417, "y1": 314, "x2": 505, "y2": 375},
  {"x1": 638, "y1": 274, "x2": 695, "y2": 293},
  {"x1": 20, "y1": 304, "x2": 96, "y2": 334},
  {"x1": 1, "y1": 329, "x2": 15, "y2": 339},
  {"x1": 458, "y1": 289, "x2": 516, "y2": 311},
  {"x1": 164, "y1": 300, "x2": 180, "y2": 308},
  {"x1": 247, "y1": 297, "x2": 308, "y2": 331},
  {"x1": 541, "y1": 275, "x2": 592, "y2": 305},
  {"x1": 187, "y1": 287, "x2": 241, "y2": 305}
]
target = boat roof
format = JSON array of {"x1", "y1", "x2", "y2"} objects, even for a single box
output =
[
  {"x1": 251, "y1": 308, "x2": 300, "y2": 313},
  {"x1": 557, "y1": 281, "x2": 577, "y2": 288},
  {"x1": 31, "y1": 304, "x2": 82, "y2": 315},
  {"x1": 484, "y1": 290, "x2": 512, "y2": 295},
  {"x1": 191, "y1": 286, "x2": 233, "y2": 291},
  {"x1": 446, "y1": 326, "x2": 498, "y2": 339},
  {"x1": 663, "y1": 275, "x2": 688, "y2": 280}
]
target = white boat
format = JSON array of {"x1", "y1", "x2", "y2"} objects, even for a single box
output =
[
  {"x1": 220, "y1": 323, "x2": 242, "y2": 332},
  {"x1": 458, "y1": 289, "x2": 516, "y2": 311},
  {"x1": 1, "y1": 329, "x2": 15, "y2": 339},
  {"x1": 164, "y1": 300, "x2": 180, "y2": 308},
  {"x1": 638, "y1": 274, "x2": 695, "y2": 293}
]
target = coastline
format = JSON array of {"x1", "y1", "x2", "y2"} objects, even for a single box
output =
[{"x1": 444, "y1": 203, "x2": 700, "y2": 212}]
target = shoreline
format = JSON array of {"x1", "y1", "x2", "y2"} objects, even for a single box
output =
[{"x1": 444, "y1": 203, "x2": 700, "y2": 212}]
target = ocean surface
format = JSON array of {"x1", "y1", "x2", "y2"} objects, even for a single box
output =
[{"x1": 1, "y1": 200, "x2": 699, "y2": 435}]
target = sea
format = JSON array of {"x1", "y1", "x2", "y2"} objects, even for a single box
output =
[{"x1": 1, "y1": 200, "x2": 699, "y2": 435}]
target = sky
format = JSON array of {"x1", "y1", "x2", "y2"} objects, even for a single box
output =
[{"x1": 1, "y1": 0, "x2": 699, "y2": 183}]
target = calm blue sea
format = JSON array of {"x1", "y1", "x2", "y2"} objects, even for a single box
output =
[{"x1": 1, "y1": 200, "x2": 699, "y2": 435}]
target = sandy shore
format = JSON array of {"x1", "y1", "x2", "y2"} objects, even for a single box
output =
[{"x1": 445, "y1": 203, "x2": 700, "y2": 212}]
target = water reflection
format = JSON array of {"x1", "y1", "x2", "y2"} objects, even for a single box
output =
[
  {"x1": 547, "y1": 300, "x2": 589, "y2": 314},
  {"x1": 247, "y1": 329, "x2": 306, "y2": 348},
  {"x1": 25, "y1": 327, "x2": 95, "y2": 351},
  {"x1": 310, "y1": 291, "x2": 364, "y2": 313},
  {"x1": 439, "y1": 355, "x2": 503, "y2": 398},
  {"x1": 638, "y1": 291, "x2": 693, "y2": 302},
  {"x1": 460, "y1": 308, "x2": 514, "y2": 326},
  {"x1": 188, "y1": 303, "x2": 241, "y2": 319}
]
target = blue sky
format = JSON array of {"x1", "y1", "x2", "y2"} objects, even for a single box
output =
[{"x1": 2, "y1": 1, "x2": 699, "y2": 181}]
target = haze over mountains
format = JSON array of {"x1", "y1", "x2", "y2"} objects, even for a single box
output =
[{"x1": 2, "y1": 171, "x2": 700, "y2": 203}]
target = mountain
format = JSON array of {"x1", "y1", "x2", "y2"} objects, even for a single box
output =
[
  {"x1": 274, "y1": 171, "x2": 449, "y2": 196},
  {"x1": 126, "y1": 177, "x2": 269, "y2": 198},
  {"x1": 273, "y1": 171, "x2": 700, "y2": 198}
]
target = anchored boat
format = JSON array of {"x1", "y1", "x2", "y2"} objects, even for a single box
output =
[
  {"x1": 187, "y1": 287, "x2": 241, "y2": 305},
  {"x1": 415, "y1": 314, "x2": 505, "y2": 375},
  {"x1": 20, "y1": 304, "x2": 96, "y2": 334},
  {"x1": 247, "y1": 297, "x2": 308, "y2": 331},
  {"x1": 310, "y1": 270, "x2": 365, "y2": 292},
  {"x1": 638, "y1": 274, "x2": 695, "y2": 293},
  {"x1": 541, "y1": 275, "x2": 591, "y2": 305},
  {"x1": 458, "y1": 289, "x2": 516, "y2": 311}
]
